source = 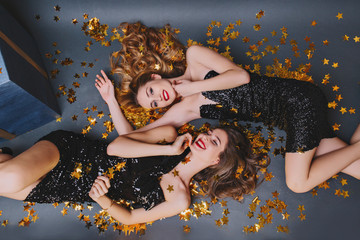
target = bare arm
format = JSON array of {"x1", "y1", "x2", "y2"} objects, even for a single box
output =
[
  {"x1": 95, "y1": 70, "x2": 134, "y2": 135},
  {"x1": 107, "y1": 129, "x2": 192, "y2": 158},
  {"x1": 89, "y1": 176, "x2": 190, "y2": 225},
  {"x1": 173, "y1": 45, "x2": 250, "y2": 97}
]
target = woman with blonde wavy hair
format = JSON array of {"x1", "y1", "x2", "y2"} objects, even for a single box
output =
[{"x1": 96, "y1": 22, "x2": 360, "y2": 195}]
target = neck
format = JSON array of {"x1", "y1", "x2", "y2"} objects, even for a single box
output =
[{"x1": 175, "y1": 152, "x2": 211, "y2": 185}]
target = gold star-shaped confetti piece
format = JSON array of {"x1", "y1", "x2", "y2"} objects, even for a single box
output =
[
  {"x1": 311, "y1": 189, "x2": 318, "y2": 197},
  {"x1": 342, "y1": 35, "x2": 349, "y2": 41},
  {"x1": 332, "y1": 85, "x2": 339, "y2": 91},
  {"x1": 54, "y1": 5, "x2": 61, "y2": 11},
  {"x1": 172, "y1": 169, "x2": 179, "y2": 177},
  {"x1": 332, "y1": 123, "x2": 340, "y2": 131},
  {"x1": 299, "y1": 213, "x2": 306, "y2": 221},
  {"x1": 183, "y1": 225, "x2": 191, "y2": 233},
  {"x1": 253, "y1": 24, "x2": 261, "y2": 31},
  {"x1": 342, "y1": 190, "x2": 349, "y2": 198},
  {"x1": 182, "y1": 157, "x2": 191, "y2": 165},
  {"x1": 83, "y1": 107, "x2": 90, "y2": 114},
  {"x1": 336, "y1": 13, "x2": 343, "y2": 20},
  {"x1": 72, "y1": 19, "x2": 78, "y2": 25},
  {"x1": 54, "y1": 16, "x2": 60, "y2": 22},
  {"x1": 219, "y1": 200, "x2": 227, "y2": 207},
  {"x1": 349, "y1": 108, "x2": 355, "y2": 114},
  {"x1": 61, "y1": 208, "x2": 68, "y2": 216},
  {"x1": 340, "y1": 178, "x2": 348, "y2": 186},
  {"x1": 335, "y1": 189, "x2": 342, "y2": 196},
  {"x1": 322, "y1": 58, "x2": 329, "y2": 65},
  {"x1": 265, "y1": 171, "x2": 274, "y2": 181},
  {"x1": 56, "y1": 116, "x2": 62, "y2": 122},
  {"x1": 223, "y1": 208, "x2": 230, "y2": 216},
  {"x1": 282, "y1": 212, "x2": 290, "y2": 220},
  {"x1": 298, "y1": 205, "x2": 305, "y2": 212},
  {"x1": 318, "y1": 181, "x2": 330, "y2": 189},
  {"x1": 354, "y1": 36, "x2": 360, "y2": 42},
  {"x1": 322, "y1": 40, "x2": 330, "y2": 46},
  {"x1": 102, "y1": 133, "x2": 108, "y2": 139},
  {"x1": 97, "y1": 111, "x2": 105, "y2": 119},
  {"x1": 311, "y1": 20, "x2": 317, "y2": 26},
  {"x1": 339, "y1": 107, "x2": 347, "y2": 114},
  {"x1": 332, "y1": 62, "x2": 339, "y2": 68},
  {"x1": 167, "y1": 185, "x2": 174, "y2": 193},
  {"x1": 335, "y1": 94, "x2": 343, "y2": 101},
  {"x1": 328, "y1": 101, "x2": 338, "y2": 109},
  {"x1": 256, "y1": 10, "x2": 265, "y2": 19}
]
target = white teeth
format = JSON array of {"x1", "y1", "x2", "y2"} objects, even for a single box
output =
[
  {"x1": 163, "y1": 90, "x2": 169, "y2": 101},
  {"x1": 197, "y1": 140, "x2": 205, "y2": 149}
]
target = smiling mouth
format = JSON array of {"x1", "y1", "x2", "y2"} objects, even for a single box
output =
[
  {"x1": 163, "y1": 90, "x2": 169, "y2": 101},
  {"x1": 195, "y1": 139, "x2": 206, "y2": 150}
]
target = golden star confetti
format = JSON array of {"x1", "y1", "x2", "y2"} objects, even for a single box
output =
[
  {"x1": 167, "y1": 185, "x2": 174, "y2": 193},
  {"x1": 183, "y1": 225, "x2": 191, "y2": 233},
  {"x1": 54, "y1": 16, "x2": 60, "y2": 22}
]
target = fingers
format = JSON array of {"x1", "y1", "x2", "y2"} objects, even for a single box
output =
[
  {"x1": 101, "y1": 70, "x2": 109, "y2": 81},
  {"x1": 90, "y1": 176, "x2": 110, "y2": 199},
  {"x1": 184, "y1": 133, "x2": 192, "y2": 146},
  {"x1": 97, "y1": 175, "x2": 111, "y2": 188}
]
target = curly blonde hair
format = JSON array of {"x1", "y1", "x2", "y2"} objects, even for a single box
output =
[{"x1": 111, "y1": 22, "x2": 187, "y2": 107}]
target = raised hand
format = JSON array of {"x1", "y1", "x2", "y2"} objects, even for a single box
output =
[
  {"x1": 89, "y1": 175, "x2": 111, "y2": 201},
  {"x1": 171, "y1": 133, "x2": 192, "y2": 155},
  {"x1": 172, "y1": 79, "x2": 196, "y2": 97},
  {"x1": 95, "y1": 70, "x2": 115, "y2": 103}
]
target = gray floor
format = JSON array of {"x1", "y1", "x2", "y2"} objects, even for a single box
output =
[{"x1": 0, "y1": 0, "x2": 359, "y2": 239}]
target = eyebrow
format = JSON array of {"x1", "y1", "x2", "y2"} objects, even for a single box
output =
[
  {"x1": 216, "y1": 135, "x2": 221, "y2": 145},
  {"x1": 145, "y1": 87, "x2": 153, "y2": 108}
]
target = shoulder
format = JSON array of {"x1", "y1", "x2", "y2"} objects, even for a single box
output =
[{"x1": 160, "y1": 176, "x2": 191, "y2": 210}]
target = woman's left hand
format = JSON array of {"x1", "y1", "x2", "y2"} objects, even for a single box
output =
[
  {"x1": 89, "y1": 176, "x2": 111, "y2": 201},
  {"x1": 172, "y1": 80, "x2": 197, "y2": 97}
]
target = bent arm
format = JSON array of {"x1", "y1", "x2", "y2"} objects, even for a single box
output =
[
  {"x1": 106, "y1": 97, "x2": 134, "y2": 135},
  {"x1": 107, "y1": 126, "x2": 176, "y2": 157},
  {"x1": 186, "y1": 45, "x2": 250, "y2": 93},
  {"x1": 95, "y1": 194, "x2": 189, "y2": 225}
]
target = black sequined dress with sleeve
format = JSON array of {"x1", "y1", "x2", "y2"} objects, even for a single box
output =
[
  {"x1": 200, "y1": 71, "x2": 335, "y2": 153},
  {"x1": 25, "y1": 130, "x2": 189, "y2": 210}
]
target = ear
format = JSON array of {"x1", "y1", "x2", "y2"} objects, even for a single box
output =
[
  {"x1": 151, "y1": 74, "x2": 162, "y2": 80},
  {"x1": 213, "y1": 158, "x2": 220, "y2": 165}
]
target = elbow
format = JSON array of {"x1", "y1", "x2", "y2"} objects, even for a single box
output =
[
  {"x1": 106, "y1": 143, "x2": 115, "y2": 156},
  {"x1": 241, "y1": 70, "x2": 250, "y2": 84},
  {"x1": 107, "y1": 140, "x2": 122, "y2": 156},
  {"x1": 164, "y1": 126, "x2": 178, "y2": 142}
]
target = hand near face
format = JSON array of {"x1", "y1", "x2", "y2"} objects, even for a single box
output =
[
  {"x1": 171, "y1": 133, "x2": 192, "y2": 155},
  {"x1": 172, "y1": 79, "x2": 196, "y2": 97},
  {"x1": 95, "y1": 70, "x2": 115, "y2": 103},
  {"x1": 89, "y1": 175, "x2": 111, "y2": 201}
]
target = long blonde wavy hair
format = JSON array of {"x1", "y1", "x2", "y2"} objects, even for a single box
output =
[{"x1": 110, "y1": 22, "x2": 187, "y2": 107}]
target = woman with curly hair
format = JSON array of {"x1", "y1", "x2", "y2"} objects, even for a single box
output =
[
  {"x1": 96, "y1": 22, "x2": 360, "y2": 194},
  {"x1": 0, "y1": 125, "x2": 267, "y2": 224}
]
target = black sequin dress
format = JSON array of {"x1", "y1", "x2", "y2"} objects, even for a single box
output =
[
  {"x1": 200, "y1": 71, "x2": 335, "y2": 152},
  {"x1": 25, "y1": 130, "x2": 189, "y2": 210}
]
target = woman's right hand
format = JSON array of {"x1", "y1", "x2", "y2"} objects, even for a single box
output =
[
  {"x1": 170, "y1": 133, "x2": 192, "y2": 155},
  {"x1": 95, "y1": 70, "x2": 115, "y2": 103}
]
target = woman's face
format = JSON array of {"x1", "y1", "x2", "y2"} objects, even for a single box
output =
[
  {"x1": 136, "y1": 75, "x2": 177, "y2": 109},
  {"x1": 190, "y1": 129, "x2": 228, "y2": 166}
]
